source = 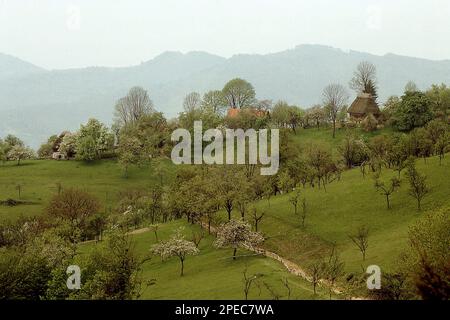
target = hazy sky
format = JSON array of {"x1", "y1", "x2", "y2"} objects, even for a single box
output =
[{"x1": 1, "y1": 0, "x2": 449, "y2": 69}]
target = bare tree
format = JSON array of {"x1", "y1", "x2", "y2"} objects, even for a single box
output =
[
  {"x1": 282, "y1": 278, "x2": 291, "y2": 300},
  {"x1": 405, "y1": 159, "x2": 430, "y2": 210},
  {"x1": 15, "y1": 183, "x2": 22, "y2": 199},
  {"x1": 349, "y1": 61, "x2": 377, "y2": 95},
  {"x1": 323, "y1": 84, "x2": 349, "y2": 138},
  {"x1": 191, "y1": 230, "x2": 204, "y2": 248},
  {"x1": 348, "y1": 226, "x2": 369, "y2": 261},
  {"x1": 149, "y1": 224, "x2": 159, "y2": 242},
  {"x1": 183, "y1": 92, "x2": 202, "y2": 112},
  {"x1": 242, "y1": 266, "x2": 262, "y2": 300},
  {"x1": 324, "y1": 244, "x2": 344, "y2": 299},
  {"x1": 374, "y1": 177, "x2": 401, "y2": 209},
  {"x1": 263, "y1": 282, "x2": 282, "y2": 300},
  {"x1": 256, "y1": 99, "x2": 273, "y2": 112},
  {"x1": 114, "y1": 87, "x2": 154, "y2": 126},
  {"x1": 251, "y1": 207, "x2": 265, "y2": 232},
  {"x1": 310, "y1": 261, "x2": 325, "y2": 295},
  {"x1": 289, "y1": 190, "x2": 300, "y2": 216},
  {"x1": 300, "y1": 198, "x2": 307, "y2": 228}
]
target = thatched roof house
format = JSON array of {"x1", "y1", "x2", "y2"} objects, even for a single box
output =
[{"x1": 348, "y1": 93, "x2": 380, "y2": 119}]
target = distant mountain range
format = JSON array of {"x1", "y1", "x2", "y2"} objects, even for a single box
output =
[{"x1": 1, "y1": 44, "x2": 449, "y2": 148}]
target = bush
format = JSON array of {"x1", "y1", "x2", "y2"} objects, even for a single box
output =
[
  {"x1": 47, "y1": 189, "x2": 100, "y2": 241},
  {"x1": 392, "y1": 91, "x2": 433, "y2": 131},
  {"x1": 361, "y1": 113, "x2": 378, "y2": 132}
]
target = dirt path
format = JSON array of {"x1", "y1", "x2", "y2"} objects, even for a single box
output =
[
  {"x1": 127, "y1": 227, "x2": 151, "y2": 235},
  {"x1": 198, "y1": 221, "x2": 366, "y2": 299},
  {"x1": 98, "y1": 223, "x2": 364, "y2": 299}
]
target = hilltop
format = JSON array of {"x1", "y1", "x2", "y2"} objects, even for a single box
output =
[{"x1": 1, "y1": 44, "x2": 449, "y2": 147}]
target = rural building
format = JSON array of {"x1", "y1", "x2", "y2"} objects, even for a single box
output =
[
  {"x1": 348, "y1": 93, "x2": 381, "y2": 119},
  {"x1": 226, "y1": 108, "x2": 269, "y2": 118}
]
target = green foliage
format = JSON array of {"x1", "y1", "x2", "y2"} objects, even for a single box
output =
[
  {"x1": 47, "y1": 188, "x2": 100, "y2": 241},
  {"x1": 117, "y1": 112, "x2": 170, "y2": 176},
  {"x1": 59, "y1": 132, "x2": 77, "y2": 158},
  {"x1": 37, "y1": 142, "x2": 54, "y2": 159},
  {"x1": 201, "y1": 90, "x2": 227, "y2": 114},
  {"x1": 425, "y1": 83, "x2": 450, "y2": 120},
  {"x1": 339, "y1": 132, "x2": 369, "y2": 168},
  {"x1": 0, "y1": 230, "x2": 75, "y2": 300},
  {"x1": 305, "y1": 105, "x2": 326, "y2": 129},
  {"x1": 38, "y1": 135, "x2": 58, "y2": 159},
  {"x1": 361, "y1": 113, "x2": 378, "y2": 132},
  {"x1": 4, "y1": 134, "x2": 24, "y2": 150},
  {"x1": 222, "y1": 78, "x2": 256, "y2": 109},
  {"x1": 405, "y1": 158, "x2": 430, "y2": 210},
  {"x1": 73, "y1": 231, "x2": 143, "y2": 299},
  {"x1": 392, "y1": 91, "x2": 433, "y2": 131},
  {"x1": 399, "y1": 207, "x2": 450, "y2": 300},
  {"x1": 382, "y1": 95, "x2": 401, "y2": 122},
  {"x1": 75, "y1": 118, "x2": 114, "y2": 161},
  {"x1": 7, "y1": 145, "x2": 34, "y2": 165}
]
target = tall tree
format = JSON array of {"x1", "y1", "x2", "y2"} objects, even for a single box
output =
[
  {"x1": 114, "y1": 86, "x2": 154, "y2": 126},
  {"x1": 323, "y1": 84, "x2": 348, "y2": 138},
  {"x1": 349, "y1": 61, "x2": 378, "y2": 96},
  {"x1": 183, "y1": 92, "x2": 202, "y2": 112},
  {"x1": 392, "y1": 91, "x2": 433, "y2": 132},
  {"x1": 201, "y1": 90, "x2": 226, "y2": 114},
  {"x1": 222, "y1": 78, "x2": 256, "y2": 109},
  {"x1": 75, "y1": 118, "x2": 114, "y2": 161}
]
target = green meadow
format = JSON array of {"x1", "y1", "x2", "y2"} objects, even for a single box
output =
[{"x1": 1, "y1": 128, "x2": 448, "y2": 299}]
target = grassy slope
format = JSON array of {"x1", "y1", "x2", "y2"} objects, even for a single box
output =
[
  {"x1": 227, "y1": 155, "x2": 449, "y2": 275},
  {"x1": 0, "y1": 159, "x2": 173, "y2": 221},
  {"x1": 79, "y1": 220, "x2": 332, "y2": 300},
  {"x1": 290, "y1": 126, "x2": 394, "y2": 159},
  {"x1": 1, "y1": 127, "x2": 448, "y2": 299}
]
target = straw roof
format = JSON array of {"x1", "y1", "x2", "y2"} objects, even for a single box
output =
[{"x1": 348, "y1": 93, "x2": 380, "y2": 117}]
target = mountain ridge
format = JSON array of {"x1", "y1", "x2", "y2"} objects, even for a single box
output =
[{"x1": 1, "y1": 44, "x2": 449, "y2": 148}]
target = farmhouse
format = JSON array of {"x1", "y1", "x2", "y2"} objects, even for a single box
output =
[
  {"x1": 348, "y1": 93, "x2": 380, "y2": 119},
  {"x1": 226, "y1": 107, "x2": 269, "y2": 118}
]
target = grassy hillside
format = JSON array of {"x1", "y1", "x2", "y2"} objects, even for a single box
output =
[
  {"x1": 1, "y1": 128, "x2": 448, "y2": 299},
  {"x1": 221, "y1": 154, "x2": 449, "y2": 275},
  {"x1": 0, "y1": 159, "x2": 174, "y2": 221},
  {"x1": 79, "y1": 220, "x2": 332, "y2": 300},
  {"x1": 290, "y1": 126, "x2": 394, "y2": 158}
]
